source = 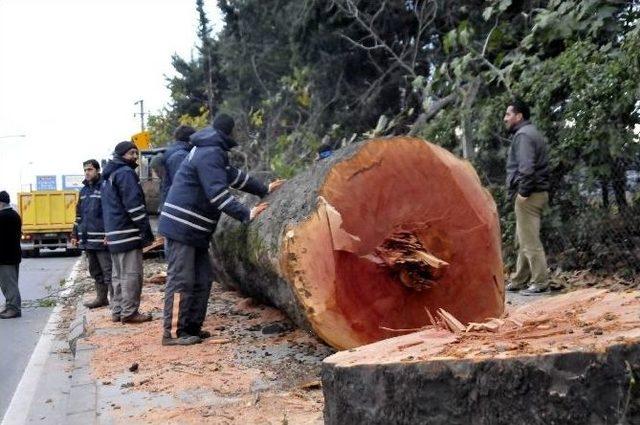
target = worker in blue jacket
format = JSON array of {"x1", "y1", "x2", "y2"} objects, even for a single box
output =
[
  {"x1": 102, "y1": 141, "x2": 155, "y2": 324},
  {"x1": 71, "y1": 159, "x2": 113, "y2": 309},
  {"x1": 161, "y1": 125, "x2": 196, "y2": 204},
  {"x1": 158, "y1": 113, "x2": 283, "y2": 346}
]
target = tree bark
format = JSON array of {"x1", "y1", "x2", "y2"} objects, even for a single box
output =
[{"x1": 211, "y1": 136, "x2": 504, "y2": 349}]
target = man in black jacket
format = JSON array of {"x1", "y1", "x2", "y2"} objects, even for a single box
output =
[
  {"x1": 102, "y1": 142, "x2": 155, "y2": 323},
  {"x1": 0, "y1": 191, "x2": 22, "y2": 319},
  {"x1": 504, "y1": 99, "x2": 551, "y2": 295},
  {"x1": 71, "y1": 159, "x2": 113, "y2": 309}
]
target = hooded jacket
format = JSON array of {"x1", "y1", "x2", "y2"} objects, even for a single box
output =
[
  {"x1": 161, "y1": 140, "x2": 191, "y2": 202},
  {"x1": 505, "y1": 120, "x2": 550, "y2": 198},
  {"x1": 158, "y1": 127, "x2": 268, "y2": 248},
  {"x1": 101, "y1": 157, "x2": 154, "y2": 253},
  {"x1": 72, "y1": 175, "x2": 107, "y2": 251}
]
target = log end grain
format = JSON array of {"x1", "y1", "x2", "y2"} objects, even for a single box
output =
[{"x1": 322, "y1": 288, "x2": 640, "y2": 425}]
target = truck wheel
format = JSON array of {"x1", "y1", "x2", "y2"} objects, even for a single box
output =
[
  {"x1": 32, "y1": 249, "x2": 40, "y2": 258},
  {"x1": 22, "y1": 250, "x2": 32, "y2": 258},
  {"x1": 67, "y1": 249, "x2": 82, "y2": 257}
]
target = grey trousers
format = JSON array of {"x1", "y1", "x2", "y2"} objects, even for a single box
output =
[
  {"x1": 163, "y1": 239, "x2": 213, "y2": 338},
  {"x1": 0, "y1": 264, "x2": 21, "y2": 312},
  {"x1": 86, "y1": 250, "x2": 113, "y2": 287},
  {"x1": 111, "y1": 249, "x2": 143, "y2": 318}
]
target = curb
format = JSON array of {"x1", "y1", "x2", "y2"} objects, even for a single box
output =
[
  {"x1": 69, "y1": 301, "x2": 89, "y2": 355},
  {"x1": 65, "y1": 340, "x2": 98, "y2": 425},
  {"x1": 63, "y1": 299, "x2": 98, "y2": 424}
]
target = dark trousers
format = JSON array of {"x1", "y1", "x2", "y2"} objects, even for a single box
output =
[
  {"x1": 86, "y1": 250, "x2": 113, "y2": 287},
  {"x1": 163, "y1": 238, "x2": 213, "y2": 338},
  {"x1": 0, "y1": 264, "x2": 21, "y2": 312}
]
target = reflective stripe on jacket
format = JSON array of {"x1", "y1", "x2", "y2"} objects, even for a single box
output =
[
  {"x1": 73, "y1": 176, "x2": 107, "y2": 250},
  {"x1": 158, "y1": 127, "x2": 268, "y2": 248},
  {"x1": 101, "y1": 158, "x2": 154, "y2": 253}
]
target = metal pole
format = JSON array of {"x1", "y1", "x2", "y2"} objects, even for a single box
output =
[{"x1": 134, "y1": 99, "x2": 145, "y2": 132}]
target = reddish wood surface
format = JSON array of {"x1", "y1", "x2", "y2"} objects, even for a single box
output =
[{"x1": 280, "y1": 137, "x2": 504, "y2": 349}]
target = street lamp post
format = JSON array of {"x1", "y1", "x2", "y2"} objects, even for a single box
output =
[
  {"x1": 0, "y1": 134, "x2": 26, "y2": 140},
  {"x1": 20, "y1": 161, "x2": 34, "y2": 192}
]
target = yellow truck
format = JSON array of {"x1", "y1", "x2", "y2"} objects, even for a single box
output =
[{"x1": 18, "y1": 190, "x2": 81, "y2": 257}]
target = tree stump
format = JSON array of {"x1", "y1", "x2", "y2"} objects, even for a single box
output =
[
  {"x1": 322, "y1": 288, "x2": 640, "y2": 424},
  {"x1": 211, "y1": 136, "x2": 504, "y2": 349}
]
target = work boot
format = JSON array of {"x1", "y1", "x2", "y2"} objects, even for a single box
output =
[
  {"x1": 83, "y1": 283, "x2": 109, "y2": 309},
  {"x1": 520, "y1": 283, "x2": 550, "y2": 296},
  {"x1": 161, "y1": 335, "x2": 202, "y2": 346},
  {"x1": 0, "y1": 308, "x2": 21, "y2": 319},
  {"x1": 186, "y1": 325, "x2": 211, "y2": 339},
  {"x1": 505, "y1": 281, "x2": 527, "y2": 292},
  {"x1": 197, "y1": 330, "x2": 212, "y2": 339},
  {"x1": 187, "y1": 330, "x2": 211, "y2": 339},
  {"x1": 121, "y1": 312, "x2": 152, "y2": 324}
]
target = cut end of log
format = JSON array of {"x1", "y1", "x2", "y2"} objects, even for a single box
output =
[
  {"x1": 281, "y1": 137, "x2": 504, "y2": 349},
  {"x1": 322, "y1": 288, "x2": 640, "y2": 425}
]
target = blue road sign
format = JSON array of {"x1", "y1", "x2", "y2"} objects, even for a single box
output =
[
  {"x1": 36, "y1": 175, "x2": 57, "y2": 191},
  {"x1": 62, "y1": 175, "x2": 84, "y2": 190}
]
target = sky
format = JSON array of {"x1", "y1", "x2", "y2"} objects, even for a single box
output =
[{"x1": 0, "y1": 0, "x2": 222, "y2": 201}]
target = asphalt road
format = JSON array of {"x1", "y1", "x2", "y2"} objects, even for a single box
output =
[{"x1": 0, "y1": 253, "x2": 78, "y2": 420}]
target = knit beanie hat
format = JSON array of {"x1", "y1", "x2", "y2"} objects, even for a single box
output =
[
  {"x1": 114, "y1": 141, "x2": 137, "y2": 157},
  {"x1": 212, "y1": 113, "x2": 235, "y2": 137},
  {"x1": 0, "y1": 191, "x2": 10, "y2": 204}
]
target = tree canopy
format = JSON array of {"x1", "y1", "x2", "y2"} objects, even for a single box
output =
[{"x1": 148, "y1": 0, "x2": 640, "y2": 272}]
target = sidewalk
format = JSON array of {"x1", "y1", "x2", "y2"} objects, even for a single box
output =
[{"x1": 69, "y1": 257, "x2": 332, "y2": 424}]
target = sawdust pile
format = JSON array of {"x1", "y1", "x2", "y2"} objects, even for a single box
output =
[{"x1": 83, "y1": 259, "x2": 332, "y2": 424}]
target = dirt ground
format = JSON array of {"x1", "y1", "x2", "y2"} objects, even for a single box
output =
[
  {"x1": 77, "y1": 255, "x2": 638, "y2": 424},
  {"x1": 83, "y1": 258, "x2": 332, "y2": 425}
]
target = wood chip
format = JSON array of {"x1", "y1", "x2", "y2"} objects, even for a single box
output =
[
  {"x1": 397, "y1": 341, "x2": 423, "y2": 350},
  {"x1": 207, "y1": 338, "x2": 231, "y2": 344},
  {"x1": 424, "y1": 307, "x2": 437, "y2": 326},
  {"x1": 300, "y1": 380, "x2": 322, "y2": 390},
  {"x1": 414, "y1": 251, "x2": 449, "y2": 269},
  {"x1": 437, "y1": 308, "x2": 466, "y2": 333},
  {"x1": 143, "y1": 237, "x2": 165, "y2": 253}
]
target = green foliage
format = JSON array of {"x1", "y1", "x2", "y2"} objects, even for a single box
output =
[
  {"x1": 155, "y1": 0, "x2": 640, "y2": 272},
  {"x1": 147, "y1": 107, "x2": 210, "y2": 147},
  {"x1": 38, "y1": 298, "x2": 56, "y2": 308}
]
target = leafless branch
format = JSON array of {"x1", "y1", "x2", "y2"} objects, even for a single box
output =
[
  {"x1": 251, "y1": 54, "x2": 271, "y2": 97},
  {"x1": 481, "y1": 18, "x2": 499, "y2": 58},
  {"x1": 332, "y1": 0, "x2": 419, "y2": 77},
  {"x1": 408, "y1": 91, "x2": 458, "y2": 135}
]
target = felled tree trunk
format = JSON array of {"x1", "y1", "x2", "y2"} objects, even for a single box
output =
[
  {"x1": 211, "y1": 136, "x2": 504, "y2": 349},
  {"x1": 322, "y1": 288, "x2": 640, "y2": 425}
]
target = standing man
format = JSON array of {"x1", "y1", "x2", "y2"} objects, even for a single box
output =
[
  {"x1": 504, "y1": 99, "x2": 551, "y2": 295},
  {"x1": 159, "y1": 125, "x2": 196, "y2": 256},
  {"x1": 0, "y1": 191, "x2": 22, "y2": 319},
  {"x1": 161, "y1": 125, "x2": 196, "y2": 203},
  {"x1": 158, "y1": 114, "x2": 282, "y2": 346},
  {"x1": 102, "y1": 141, "x2": 155, "y2": 323},
  {"x1": 72, "y1": 159, "x2": 113, "y2": 309}
]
